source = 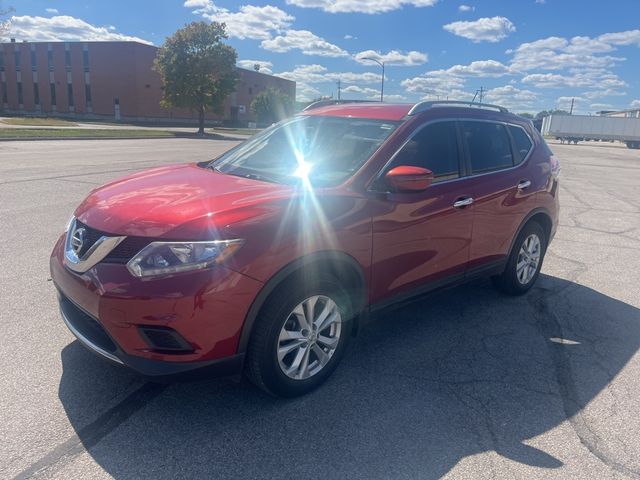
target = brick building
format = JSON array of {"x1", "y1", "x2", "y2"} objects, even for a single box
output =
[{"x1": 0, "y1": 40, "x2": 295, "y2": 124}]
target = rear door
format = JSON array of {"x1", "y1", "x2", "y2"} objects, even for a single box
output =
[
  {"x1": 369, "y1": 120, "x2": 475, "y2": 306},
  {"x1": 460, "y1": 120, "x2": 537, "y2": 271}
]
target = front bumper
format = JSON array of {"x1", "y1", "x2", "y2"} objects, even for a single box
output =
[
  {"x1": 50, "y1": 235, "x2": 263, "y2": 379},
  {"x1": 58, "y1": 291, "x2": 245, "y2": 379}
]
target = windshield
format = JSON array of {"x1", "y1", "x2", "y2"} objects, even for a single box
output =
[{"x1": 211, "y1": 115, "x2": 400, "y2": 186}]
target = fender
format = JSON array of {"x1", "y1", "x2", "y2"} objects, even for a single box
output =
[
  {"x1": 506, "y1": 207, "x2": 553, "y2": 261},
  {"x1": 236, "y1": 250, "x2": 367, "y2": 355}
]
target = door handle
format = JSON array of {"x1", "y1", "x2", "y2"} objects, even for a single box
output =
[
  {"x1": 453, "y1": 197, "x2": 474, "y2": 209},
  {"x1": 517, "y1": 180, "x2": 532, "y2": 190}
]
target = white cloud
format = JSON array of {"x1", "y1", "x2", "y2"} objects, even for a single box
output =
[
  {"x1": 237, "y1": 60, "x2": 274, "y2": 74},
  {"x1": 522, "y1": 70, "x2": 626, "y2": 90},
  {"x1": 45, "y1": 8, "x2": 59, "y2": 14},
  {"x1": 590, "y1": 103, "x2": 614, "y2": 110},
  {"x1": 446, "y1": 59, "x2": 511, "y2": 77},
  {"x1": 4, "y1": 15, "x2": 152, "y2": 44},
  {"x1": 485, "y1": 85, "x2": 537, "y2": 109},
  {"x1": 598, "y1": 29, "x2": 640, "y2": 47},
  {"x1": 582, "y1": 89, "x2": 626, "y2": 100},
  {"x1": 278, "y1": 64, "x2": 381, "y2": 85},
  {"x1": 556, "y1": 96, "x2": 584, "y2": 110},
  {"x1": 342, "y1": 85, "x2": 381, "y2": 97},
  {"x1": 631, "y1": 100, "x2": 640, "y2": 108},
  {"x1": 284, "y1": 0, "x2": 438, "y2": 14},
  {"x1": 443, "y1": 16, "x2": 515, "y2": 43},
  {"x1": 355, "y1": 49, "x2": 428, "y2": 66},
  {"x1": 261, "y1": 30, "x2": 348, "y2": 57},
  {"x1": 401, "y1": 70, "x2": 466, "y2": 97},
  {"x1": 458, "y1": 5, "x2": 474, "y2": 12},
  {"x1": 185, "y1": 1, "x2": 293, "y2": 40},
  {"x1": 509, "y1": 34, "x2": 631, "y2": 72},
  {"x1": 344, "y1": 34, "x2": 356, "y2": 40}
]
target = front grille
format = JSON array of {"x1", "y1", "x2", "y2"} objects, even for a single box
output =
[
  {"x1": 59, "y1": 294, "x2": 118, "y2": 353},
  {"x1": 104, "y1": 237, "x2": 151, "y2": 264},
  {"x1": 74, "y1": 220, "x2": 103, "y2": 258},
  {"x1": 74, "y1": 220, "x2": 150, "y2": 264}
]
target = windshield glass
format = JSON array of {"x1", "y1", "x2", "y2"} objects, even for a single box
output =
[{"x1": 211, "y1": 115, "x2": 400, "y2": 186}]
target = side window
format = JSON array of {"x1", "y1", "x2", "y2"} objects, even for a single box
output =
[
  {"x1": 509, "y1": 125, "x2": 533, "y2": 164},
  {"x1": 461, "y1": 121, "x2": 513, "y2": 174},
  {"x1": 389, "y1": 121, "x2": 460, "y2": 182}
]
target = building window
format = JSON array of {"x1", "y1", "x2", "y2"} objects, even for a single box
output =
[
  {"x1": 67, "y1": 83, "x2": 74, "y2": 107},
  {"x1": 0, "y1": 52, "x2": 4, "y2": 71},
  {"x1": 85, "y1": 84, "x2": 92, "y2": 108},
  {"x1": 50, "y1": 83, "x2": 56, "y2": 106},
  {"x1": 249, "y1": 87, "x2": 253, "y2": 95},
  {"x1": 17, "y1": 82, "x2": 23, "y2": 104},
  {"x1": 82, "y1": 49, "x2": 89, "y2": 72},
  {"x1": 33, "y1": 83, "x2": 40, "y2": 105},
  {"x1": 65, "y1": 49, "x2": 71, "y2": 70},
  {"x1": 14, "y1": 51, "x2": 20, "y2": 71},
  {"x1": 47, "y1": 49, "x2": 53, "y2": 71},
  {"x1": 31, "y1": 50, "x2": 37, "y2": 71},
  {"x1": 2, "y1": 82, "x2": 7, "y2": 104}
]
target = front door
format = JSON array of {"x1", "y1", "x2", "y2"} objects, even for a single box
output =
[{"x1": 369, "y1": 120, "x2": 475, "y2": 306}]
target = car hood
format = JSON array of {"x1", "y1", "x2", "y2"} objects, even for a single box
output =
[{"x1": 75, "y1": 163, "x2": 294, "y2": 239}]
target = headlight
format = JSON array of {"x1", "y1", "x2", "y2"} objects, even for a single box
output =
[{"x1": 126, "y1": 239, "x2": 244, "y2": 278}]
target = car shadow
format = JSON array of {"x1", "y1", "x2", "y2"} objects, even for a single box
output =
[{"x1": 57, "y1": 274, "x2": 640, "y2": 479}]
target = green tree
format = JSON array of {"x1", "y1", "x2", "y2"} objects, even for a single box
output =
[
  {"x1": 154, "y1": 21, "x2": 238, "y2": 134},
  {"x1": 251, "y1": 88, "x2": 294, "y2": 125},
  {"x1": 517, "y1": 112, "x2": 534, "y2": 119},
  {"x1": 535, "y1": 109, "x2": 569, "y2": 120}
]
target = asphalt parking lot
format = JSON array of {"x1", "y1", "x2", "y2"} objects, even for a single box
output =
[{"x1": 1, "y1": 137, "x2": 639, "y2": 479}]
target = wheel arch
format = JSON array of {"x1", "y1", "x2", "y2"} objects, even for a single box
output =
[
  {"x1": 236, "y1": 251, "x2": 367, "y2": 355},
  {"x1": 508, "y1": 208, "x2": 553, "y2": 257}
]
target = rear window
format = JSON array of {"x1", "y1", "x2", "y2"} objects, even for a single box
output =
[
  {"x1": 461, "y1": 121, "x2": 514, "y2": 174},
  {"x1": 509, "y1": 125, "x2": 533, "y2": 164}
]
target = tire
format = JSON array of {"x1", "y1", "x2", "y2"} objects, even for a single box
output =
[
  {"x1": 492, "y1": 221, "x2": 547, "y2": 296},
  {"x1": 245, "y1": 274, "x2": 351, "y2": 397}
]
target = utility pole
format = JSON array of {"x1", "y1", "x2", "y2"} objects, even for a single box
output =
[
  {"x1": 570, "y1": 97, "x2": 575, "y2": 115},
  {"x1": 337, "y1": 79, "x2": 341, "y2": 100},
  {"x1": 479, "y1": 86, "x2": 485, "y2": 104}
]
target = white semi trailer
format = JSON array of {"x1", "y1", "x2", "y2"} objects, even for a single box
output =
[{"x1": 541, "y1": 114, "x2": 640, "y2": 149}]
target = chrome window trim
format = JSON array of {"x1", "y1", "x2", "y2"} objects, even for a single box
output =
[
  {"x1": 64, "y1": 218, "x2": 126, "y2": 273},
  {"x1": 60, "y1": 305, "x2": 123, "y2": 365},
  {"x1": 369, "y1": 117, "x2": 534, "y2": 193}
]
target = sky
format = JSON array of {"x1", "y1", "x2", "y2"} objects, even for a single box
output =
[{"x1": 3, "y1": 0, "x2": 640, "y2": 114}]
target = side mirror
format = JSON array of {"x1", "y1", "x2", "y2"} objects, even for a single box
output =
[{"x1": 384, "y1": 166, "x2": 434, "y2": 193}]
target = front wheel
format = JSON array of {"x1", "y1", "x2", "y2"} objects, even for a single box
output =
[
  {"x1": 245, "y1": 276, "x2": 350, "y2": 397},
  {"x1": 492, "y1": 221, "x2": 547, "y2": 296}
]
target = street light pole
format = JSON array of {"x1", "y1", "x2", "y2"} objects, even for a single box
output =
[{"x1": 362, "y1": 57, "x2": 385, "y2": 102}]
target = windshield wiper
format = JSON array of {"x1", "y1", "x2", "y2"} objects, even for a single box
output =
[{"x1": 240, "y1": 172, "x2": 282, "y2": 184}]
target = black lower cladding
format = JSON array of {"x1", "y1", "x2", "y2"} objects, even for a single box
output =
[
  {"x1": 59, "y1": 292, "x2": 118, "y2": 353},
  {"x1": 57, "y1": 291, "x2": 244, "y2": 380}
]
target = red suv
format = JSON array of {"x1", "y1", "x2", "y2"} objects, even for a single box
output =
[{"x1": 51, "y1": 101, "x2": 559, "y2": 397}]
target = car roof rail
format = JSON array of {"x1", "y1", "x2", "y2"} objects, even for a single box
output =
[
  {"x1": 302, "y1": 99, "x2": 380, "y2": 112},
  {"x1": 407, "y1": 100, "x2": 509, "y2": 116}
]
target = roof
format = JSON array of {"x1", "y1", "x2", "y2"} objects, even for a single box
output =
[{"x1": 302, "y1": 103, "x2": 414, "y2": 121}]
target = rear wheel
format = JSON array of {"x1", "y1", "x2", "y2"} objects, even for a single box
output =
[
  {"x1": 492, "y1": 221, "x2": 547, "y2": 296},
  {"x1": 245, "y1": 275, "x2": 350, "y2": 397}
]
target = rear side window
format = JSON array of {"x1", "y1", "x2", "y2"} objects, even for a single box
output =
[
  {"x1": 389, "y1": 121, "x2": 460, "y2": 182},
  {"x1": 509, "y1": 125, "x2": 533, "y2": 164},
  {"x1": 461, "y1": 121, "x2": 513, "y2": 174}
]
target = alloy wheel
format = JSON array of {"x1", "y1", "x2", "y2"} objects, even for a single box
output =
[
  {"x1": 277, "y1": 295, "x2": 342, "y2": 380},
  {"x1": 516, "y1": 233, "x2": 541, "y2": 285}
]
